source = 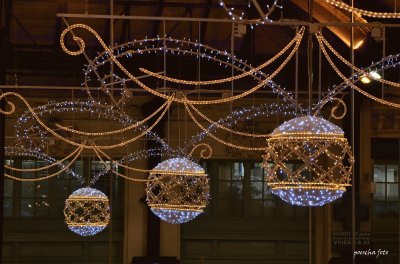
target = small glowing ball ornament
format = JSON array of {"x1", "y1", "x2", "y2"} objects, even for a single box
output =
[
  {"x1": 263, "y1": 115, "x2": 354, "y2": 206},
  {"x1": 64, "y1": 187, "x2": 110, "y2": 236},
  {"x1": 146, "y1": 157, "x2": 209, "y2": 224}
]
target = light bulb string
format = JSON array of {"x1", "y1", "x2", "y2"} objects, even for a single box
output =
[
  {"x1": 138, "y1": 27, "x2": 305, "y2": 86},
  {"x1": 92, "y1": 145, "x2": 150, "y2": 182},
  {"x1": 61, "y1": 24, "x2": 301, "y2": 105},
  {"x1": 5, "y1": 146, "x2": 84, "y2": 182},
  {"x1": 189, "y1": 103, "x2": 271, "y2": 138},
  {"x1": 317, "y1": 33, "x2": 400, "y2": 88},
  {"x1": 317, "y1": 35, "x2": 400, "y2": 109},
  {"x1": 324, "y1": 0, "x2": 400, "y2": 18},
  {"x1": 184, "y1": 102, "x2": 267, "y2": 151},
  {"x1": 0, "y1": 91, "x2": 172, "y2": 150},
  {"x1": 5, "y1": 145, "x2": 82, "y2": 172},
  {"x1": 54, "y1": 99, "x2": 171, "y2": 136}
]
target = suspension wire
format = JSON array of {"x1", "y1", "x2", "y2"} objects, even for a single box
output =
[{"x1": 350, "y1": 0, "x2": 356, "y2": 263}]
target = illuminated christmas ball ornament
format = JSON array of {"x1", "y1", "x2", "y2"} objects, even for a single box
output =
[
  {"x1": 64, "y1": 187, "x2": 110, "y2": 236},
  {"x1": 263, "y1": 115, "x2": 354, "y2": 206},
  {"x1": 146, "y1": 157, "x2": 209, "y2": 224}
]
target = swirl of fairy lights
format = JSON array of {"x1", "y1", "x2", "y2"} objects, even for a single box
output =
[
  {"x1": 219, "y1": 0, "x2": 283, "y2": 23},
  {"x1": 138, "y1": 27, "x2": 305, "y2": 86},
  {"x1": 0, "y1": 92, "x2": 173, "y2": 150},
  {"x1": 15, "y1": 101, "x2": 173, "y2": 151},
  {"x1": 85, "y1": 35, "x2": 301, "y2": 108},
  {"x1": 314, "y1": 33, "x2": 400, "y2": 112},
  {"x1": 5, "y1": 145, "x2": 85, "y2": 182},
  {"x1": 86, "y1": 35, "x2": 302, "y2": 107},
  {"x1": 5, "y1": 146, "x2": 85, "y2": 184},
  {"x1": 184, "y1": 102, "x2": 304, "y2": 153},
  {"x1": 62, "y1": 24, "x2": 302, "y2": 107}
]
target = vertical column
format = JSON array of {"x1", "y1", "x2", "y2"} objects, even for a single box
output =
[{"x1": 123, "y1": 141, "x2": 149, "y2": 263}]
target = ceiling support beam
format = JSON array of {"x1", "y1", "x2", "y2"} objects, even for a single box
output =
[{"x1": 57, "y1": 13, "x2": 392, "y2": 27}]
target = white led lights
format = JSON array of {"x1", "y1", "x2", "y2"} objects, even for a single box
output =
[
  {"x1": 263, "y1": 115, "x2": 353, "y2": 207},
  {"x1": 64, "y1": 187, "x2": 110, "y2": 236},
  {"x1": 146, "y1": 158, "x2": 209, "y2": 224}
]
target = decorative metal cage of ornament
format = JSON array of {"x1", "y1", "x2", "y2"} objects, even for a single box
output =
[
  {"x1": 146, "y1": 157, "x2": 209, "y2": 224},
  {"x1": 64, "y1": 187, "x2": 110, "y2": 236},
  {"x1": 263, "y1": 115, "x2": 354, "y2": 206}
]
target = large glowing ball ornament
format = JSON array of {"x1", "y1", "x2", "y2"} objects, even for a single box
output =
[
  {"x1": 263, "y1": 115, "x2": 354, "y2": 206},
  {"x1": 64, "y1": 187, "x2": 110, "y2": 236},
  {"x1": 146, "y1": 157, "x2": 209, "y2": 224}
]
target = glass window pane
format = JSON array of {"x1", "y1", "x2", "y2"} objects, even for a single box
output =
[
  {"x1": 22, "y1": 160, "x2": 35, "y2": 179},
  {"x1": 387, "y1": 183, "x2": 398, "y2": 201},
  {"x1": 251, "y1": 163, "x2": 263, "y2": 181},
  {"x1": 218, "y1": 182, "x2": 230, "y2": 199},
  {"x1": 251, "y1": 182, "x2": 263, "y2": 199},
  {"x1": 264, "y1": 183, "x2": 273, "y2": 198},
  {"x1": 21, "y1": 182, "x2": 34, "y2": 198},
  {"x1": 218, "y1": 164, "x2": 231, "y2": 180},
  {"x1": 36, "y1": 181, "x2": 49, "y2": 197},
  {"x1": 35, "y1": 199, "x2": 49, "y2": 218},
  {"x1": 374, "y1": 201, "x2": 386, "y2": 217},
  {"x1": 373, "y1": 165, "x2": 386, "y2": 182},
  {"x1": 374, "y1": 183, "x2": 385, "y2": 201},
  {"x1": 21, "y1": 199, "x2": 34, "y2": 218},
  {"x1": 387, "y1": 165, "x2": 398, "y2": 182},
  {"x1": 233, "y1": 163, "x2": 244, "y2": 179},
  {"x1": 231, "y1": 181, "x2": 243, "y2": 199},
  {"x1": 4, "y1": 179, "x2": 13, "y2": 197},
  {"x1": 387, "y1": 202, "x2": 399, "y2": 217}
]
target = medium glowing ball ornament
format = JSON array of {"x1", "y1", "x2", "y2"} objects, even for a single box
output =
[
  {"x1": 263, "y1": 115, "x2": 354, "y2": 206},
  {"x1": 64, "y1": 187, "x2": 110, "y2": 236},
  {"x1": 146, "y1": 157, "x2": 209, "y2": 224}
]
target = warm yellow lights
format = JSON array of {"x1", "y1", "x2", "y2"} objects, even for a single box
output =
[
  {"x1": 369, "y1": 71, "x2": 382, "y2": 80},
  {"x1": 361, "y1": 75, "x2": 371, "y2": 84},
  {"x1": 145, "y1": 158, "x2": 209, "y2": 224},
  {"x1": 64, "y1": 187, "x2": 110, "y2": 236},
  {"x1": 353, "y1": 40, "x2": 365, "y2": 50},
  {"x1": 325, "y1": 0, "x2": 400, "y2": 19},
  {"x1": 263, "y1": 116, "x2": 354, "y2": 206}
]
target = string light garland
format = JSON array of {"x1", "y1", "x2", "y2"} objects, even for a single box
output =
[
  {"x1": 64, "y1": 187, "x2": 110, "y2": 236},
  {"x1": 316, "y1": 34, "x2": 400, "y2": 109},
  {"x1": 0, "y1": 92, "x2": 173, "y2": 150},
  {"x1": 61, "y1": 24, "x2": 302, "y2": 106},
  {"x1": 324, "y1": 0, "x2": 400, "y2": 19},
  {"x1": 219, "y1": 0, "x2": 282, "y2": 23},
  {"x1": 86, "y1": 36, "x2": 301, "y2": 109},
  {"x1": 185, "y1": 103, "x2": 267, "y2": 151},
  {"x1": 4, "y1": 146, "x2": 84, "y2": 182},
  {"x1": 5, "y1": 146, "x2": 84, "y2": 184},
  {"x1": 263, "y1": 116, "x2": 354, "y2": 206},
  {"x1": 146, "y1": 157, "x2": 209, "y2": 224},
  {"x1": 138, "y1": 27, "x2": 305, "y2": 86},
  {"x1": 313, "y1": 52, "x2": 400, "y2": 113},
  {"x1": 185, "y1": 102, "x2": 304, "y2": 152}
]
